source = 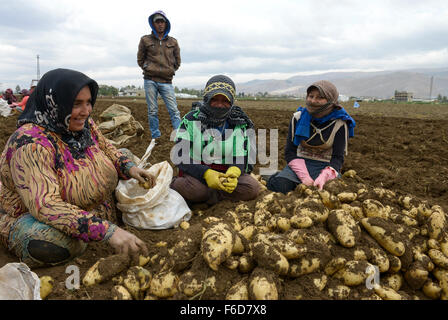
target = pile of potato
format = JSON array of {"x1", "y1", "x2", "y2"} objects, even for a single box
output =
[{"x1": 74, "y1": 170, "x2": 448, "y2": 300}]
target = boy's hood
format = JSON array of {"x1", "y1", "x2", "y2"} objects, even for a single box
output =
[{"x1": 148, "y1": 10, "x2": 171, "y2": 39}]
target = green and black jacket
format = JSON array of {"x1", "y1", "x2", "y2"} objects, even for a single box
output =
[{"x1": 173, "y1": 109, "x2": 254, "y2": 184}]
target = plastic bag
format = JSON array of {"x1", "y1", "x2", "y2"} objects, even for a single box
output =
[
  {"x1": 0, "y1": 99, "x2": 12, "y2": 117},
  {"x1": 0, "y1": 263, "x2": 41, "y2": 300},
  {"x1": 115, "y1": 140, "x2": 191, "y2": 230}
]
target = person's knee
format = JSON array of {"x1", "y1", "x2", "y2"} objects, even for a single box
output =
[
  {"x1": 27, "y1": 240, "x2": 70, "y2": 264},
  {"x1": 233, "y1": 176, "x2": 261, "y2": 201},
  {"x1": 171, "y1": 176, "x2": 209, "y2": 202},
  {"x1": 267, "y1": 174, "x2": 297, "y2": 194}
]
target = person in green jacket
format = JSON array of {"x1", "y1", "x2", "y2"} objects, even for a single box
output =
[{"x1": 170, "y1": 75, "x2": 261, "y2": 205}]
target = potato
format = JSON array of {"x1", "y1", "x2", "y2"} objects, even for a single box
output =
[
  {"x1": 337, "y1": 192, "x2": 357, "y2": 203},
  {"x1": 333, "y1": 260, "x2": 372, "y2": 286},
  {"x1": 314, "y1": 274, "x2": 328, "y2": 291},
  {"x1": 270, "y1": 236, "x2": 307, "y2": 259},
  {"x1": 295, "y1": 200, "x2": 329, "y2": 223},
  {"x1": 428, "y1": 239, "x2": 441, "y2": 250},
  {"x1": 112, "y1": 285, "x2": 133, "y2": 300},
  {"x1": 369, "y1": 247, "x2": 390, "y2": 273},
  {"x1": 427, "y1": 209, "x2": 447, "y2": 240},
  {"x1": 82, "y1": 254, "x2": 129, "y2": 287},
  {"x1": 422, "y1": 280, "x2": 442, "y2": 300},
  {"x1": 258, "y1": 233, "x2": 306, "y2": 259},
  {"x1": 398, "y1": 196, "x2": 414, "y2": 210},
  {"x1": 223, "y1": 256, "x2": 240, "y2": 270},
  {"x1": 138, "y1": 180, "x2": 152, "y2": 189},
  {"x1": 290, "y1": 214, "x2": 313, "y2": 229},
  {"x1": 327, "y1": 209, "x2": 361, "y2": 248},
  {"x1": 287, "y1": 229, "x2": 306, "y2": 244},
  {"x1": 402, "y1": 207, "x2": 419, "y2": 219},
  {"x1": 417, "y1": 202, "x2": 433, "y2": 218},
  {"x1": 324, "y1": 257, "x2": 347, "y2": 276},
  {"x1": 361, "y1": 294, "x2": 382, "y2": 300},
  {"x1": 239, "y1": 226, "x2": 256, "y2": 241},
  {"x1": 112, "y1": 275, "x2": 123, "y2": 285},
  {"x1": 232, "y1": 234, "x2": 245, "y2": 254},
  {"x1": 441, "y1": 236, "x2": 448, "y2": 257},
  {"x1": 390, "y1": 213, "x2": 419, "y2": 227},
  {"x1": 139, "y1": 255, "x2": 150, "y2": 267},
  {"x1": 39, "y1": 276, "x2": 54, "y2": 300},
  {"x1": 123, "y1": 268, "x2": 141, "y2": 300},
  {"x1": 404, "y1": 262, "x2": 429, "y2": 290},
  {"x1": 201, "y1": 222, "x2": 235, "y2": 271},
  {"x1": 251, "y1": 239, "x2": 289, "y2": 275},
  {"x1": 341, "y1": 204, "x2": 364, "y2": 222},
  {"x1": 249, "y1": 269, "x2": 278, "y2": 300},
  {"x1": 353, "y1": 248, "x2": 369, "y2": 261},
  {"x1": 238, "y1": 254, "x2": 255, "y2": 273},
  {"x1": 382, "y1": 274, "x2": 403, "y2": 292},
  {"x1": 178, "y1": 271, "x2": 204, "y2": 297},
  {"x1": 288, "y1": 257, "x2": 321, "y2": 277},
  {"x1": 414, "y1": 252, "x2": 434, "y2": 272},
  {"x1": 224, "y1": 210, "x2": 242, "y2": 231},
  {"x1": 374, "y1": 285, "x2": 404, "y2": 300},
  {"x1": 179, "y1": 221, "x2": 190, "y2": 230},
  {"x1": 327, "y1": 285, "x2": 351, "y2": 300},
  {"x1": 226, "y1": 278, "x2": 249, "y2": 300},
  {"x1": 133, "y1": 266, "x2": 152, "y2": 292},
  {"x1": 372, "y1": 187, "x2": 396, "y2": 200},
  {"x1": 254, "y1": 208, "x2": 272, "y2": 226},
  {"x1": 432, "y1": 268, "x2": 448, "y2": 285},
  {"x1": 361, "y1": 217, "x2": 405, "y2": 256},
  {"x1": 362, "y1": 199, "x2": 390, "y2": 219},
  {"x1": 149, "y1": 271, "x2": 179, "y2": 298},
  {"x1": 342, "y1": 169, "x2": 357, "y2": 178},
  {"x1": 277, "y1": 216, "x2": 291, "y2": 231},
  {"x1": 428, "y1": 249, "x2": 448, "y2": 268},
  {"x1": 318, "y1": 190, "x2": 341, "y2": 210}
]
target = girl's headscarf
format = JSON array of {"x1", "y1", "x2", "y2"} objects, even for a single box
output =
[
  {"x1": 293, "y1": 80, "x2": 355, "y2": 146},
  {"x1": 17, "y1": 68, "x2": 99, "y2": 158}
]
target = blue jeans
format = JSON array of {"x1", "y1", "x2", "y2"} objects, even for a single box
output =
[{"x1": 144, "y1": 79, "x2": 181, "y2": 139}]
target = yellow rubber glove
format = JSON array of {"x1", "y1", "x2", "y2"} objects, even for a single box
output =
[
  {"x1": 203, "y1": 169, "x2": 226, "y2": 190},
  {"x1": 225, "y1": 166, "x2": 241, "y2": 178},
  {"x1": 222, "y1": 166, "x2": 242, "y2": 193}
]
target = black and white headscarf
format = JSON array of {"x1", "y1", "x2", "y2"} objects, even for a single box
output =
[
  {"x1": 17, "y1": 68, "x2": 99, "y2": 158},
  {"x1": 197, "y1": 75, "x2": 254, "y2": 129}
]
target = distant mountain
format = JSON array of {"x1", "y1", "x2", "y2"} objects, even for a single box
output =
[{"x1": 236, "y1": 68, "x2": 448, "y2": 99}]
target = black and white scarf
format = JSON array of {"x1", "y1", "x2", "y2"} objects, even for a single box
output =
[{"x1": 17, "y1": 68, "x2": 99, "y2": 159}]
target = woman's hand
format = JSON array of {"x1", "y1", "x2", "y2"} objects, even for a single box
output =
[
  {"x1": 129, "y1": 166, "x2": 156, "y2": 189},
  {"x1": 107, "y1": 227, "x2": 148, "y2": 262}
]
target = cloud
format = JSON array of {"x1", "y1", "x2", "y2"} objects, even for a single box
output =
[{"x1": 1, "y1": 0, "x2": 448, "y2": 91}]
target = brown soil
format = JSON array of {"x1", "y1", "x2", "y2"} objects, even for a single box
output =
[{"x1": 0, "y1": 99, "x2": 447, "y2": 300}]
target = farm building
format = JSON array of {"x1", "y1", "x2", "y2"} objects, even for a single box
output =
[{"x1": 394, "y1": 91, "x2": 413, "y2": 102}]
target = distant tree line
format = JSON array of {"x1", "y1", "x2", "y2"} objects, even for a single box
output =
[{"x1": 437, "y1": 94, "x2": 448, "y2": 103}]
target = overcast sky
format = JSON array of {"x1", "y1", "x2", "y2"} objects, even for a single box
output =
[{"x1": 1, "y1": 0, "x2": 448, "y2": 92}]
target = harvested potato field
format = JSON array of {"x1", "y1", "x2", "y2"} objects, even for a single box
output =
[{"x1": 0, "y1": 98, "x2": 447, "y2": 300}]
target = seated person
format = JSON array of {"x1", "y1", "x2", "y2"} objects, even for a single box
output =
[
  {"x1": 267, "y1": 80, "x2": 355, "y2": 194},
  {"x1": 171, "y1": 75, "x2": 261, "y2": 205},
  {"x1": 0, "y1": 68, "x2": 155, "y2": 267},
  {"x1": 1, "y1": 88, "x2": 17, "y2": 105},
  {"x1": 16, "y1": 86, "x2": 36, "y2": 111}
]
